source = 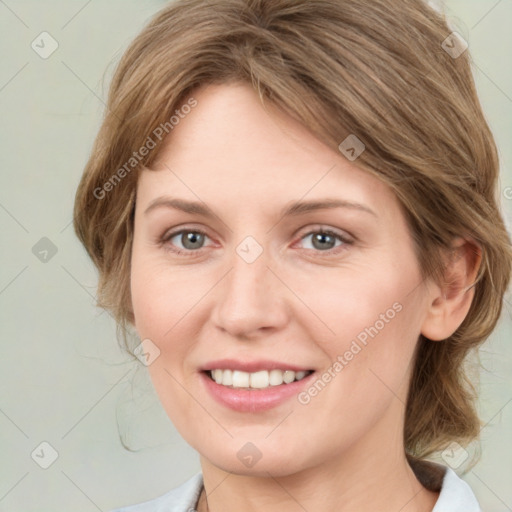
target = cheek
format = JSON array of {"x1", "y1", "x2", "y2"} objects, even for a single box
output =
[
  {"x1": 130, "y1": 253, "x2": 197, "y2": 340},
  {"x1": 294, "y1": 259, "x2": 425, "y2": 403},
  {"x1": 130, "y1": 256, "x2": 202, "y2": 431},
  {"x1": 290, "y1": 261, "x2": 421, "y2": 348},
  {"x1": 294, "y1": 280, "x2": 423, "y2": 444}
]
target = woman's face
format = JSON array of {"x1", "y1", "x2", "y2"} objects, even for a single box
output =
[{"x1": 130, "y1": 82, "x2": 432, "y2": 476}]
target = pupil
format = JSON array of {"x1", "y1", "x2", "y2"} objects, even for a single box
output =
[
  {"x1": 184, "y1": 232, "x2": 203, "y2": 249},
  {"x1": 313, "y1": 232, "x2": 334, "y2": 250}
]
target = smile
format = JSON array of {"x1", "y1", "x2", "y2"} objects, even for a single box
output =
[{"x1": 209, "y1": 369, "x2": 314, "y2": 389}]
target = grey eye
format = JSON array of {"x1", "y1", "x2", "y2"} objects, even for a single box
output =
[
  {"x1": 301, "y1": 231, "x2": 343, "y2": 251},
  {"x1": 169, "y1": 231, "x2": 208, "y2": 251}
]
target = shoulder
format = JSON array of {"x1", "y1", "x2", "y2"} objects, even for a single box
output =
[{"x1": 108, "y1": 473, "x2": 203, "y2": 512}]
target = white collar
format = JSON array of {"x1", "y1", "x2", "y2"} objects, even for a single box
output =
[{"x1": 432, "y1": 466, "x2": 482, "y2": 511}]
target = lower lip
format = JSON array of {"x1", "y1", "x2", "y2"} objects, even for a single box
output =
[{"x1": 200, "y1": 371, "x2": 315, "y2": 412}]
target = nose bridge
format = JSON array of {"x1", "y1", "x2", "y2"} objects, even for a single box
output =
[{"x1": 211, "y1": 235, "x2": 288, "y2": 337}]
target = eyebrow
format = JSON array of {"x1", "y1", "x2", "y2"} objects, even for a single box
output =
[{"x1": 144, "y1": 196, "x2": 377, "y2": 218}]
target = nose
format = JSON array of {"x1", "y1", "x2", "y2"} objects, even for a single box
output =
[{"x1": 210, "y1": 243, "x2": 290, "y2": 340}]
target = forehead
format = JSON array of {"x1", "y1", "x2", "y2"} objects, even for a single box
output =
[{"x1": 136, "y1": 82, "x2": 400, "y2": 222}]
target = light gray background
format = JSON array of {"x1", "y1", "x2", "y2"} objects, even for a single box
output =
[{"x1": 0, "y1": 1, "x2": 511, "y2": 511}]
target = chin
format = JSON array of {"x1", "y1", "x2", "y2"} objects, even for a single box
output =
[{"x1": 199, "y1": 442, "x2": 312, "y2": 478}]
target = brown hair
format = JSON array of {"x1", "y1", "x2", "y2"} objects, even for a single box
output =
[{"x1": 73, "y1": 0, "x2": 511, "y2": 463}]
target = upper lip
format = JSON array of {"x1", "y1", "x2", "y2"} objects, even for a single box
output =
[{"x1": 201, "y1": 359, "x2": 313, "y2": 373}]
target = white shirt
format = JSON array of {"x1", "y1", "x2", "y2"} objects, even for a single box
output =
[{"x1": 110, "y1": 465, "x2": 482, "y2": 511}]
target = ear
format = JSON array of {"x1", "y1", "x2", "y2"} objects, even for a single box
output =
[{"x1": 421, "y1": 237, "x2": 482, "y2": 341}]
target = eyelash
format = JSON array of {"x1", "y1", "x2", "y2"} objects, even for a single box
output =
[{"x1": 160, "y1": 226, "x2": 353, "y2": 257}]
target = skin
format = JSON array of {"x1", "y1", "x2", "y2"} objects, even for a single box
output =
[{"x1": 130, "y1": 82, "x2": 480, "y2": 512}]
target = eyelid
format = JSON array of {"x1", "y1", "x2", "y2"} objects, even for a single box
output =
[
  {"x1": 161, "y1": 225, "x2": 211, "y2": 243},
  {"x1": 295, "y1": 224, "x2": 354, "y2": 243}
]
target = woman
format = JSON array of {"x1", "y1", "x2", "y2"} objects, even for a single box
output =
[{"x1": 73, "y1": 0, "x2": 511, "y2": 510}]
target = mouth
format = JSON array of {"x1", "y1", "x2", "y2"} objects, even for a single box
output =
[
  {"x1": 205, "y1": 368, "x2": 315, "y2": 389},
  {"x1": 199, "y1": 360, "x2": 316, "y2": 412}
]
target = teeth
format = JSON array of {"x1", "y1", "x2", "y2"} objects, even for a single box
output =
[
  {"x1": 269, "y1": 369, "x2": 284, "y2": 386},
  {"x1": 209, "y1": 369, "x2": 311, "y2": 389},
  {"x1": 222, "y1": 369, "x2": 233, "y2": 386},
  {"x1": 213, "y1": 369, "x2": 223, "y2": 384},
  {"x1": 250, "y1": 370, "x2": 268, "y2": 389},
  {"x1": 283, "y1": 370, "x2": 295, "y2": 384},
  {"x1": 232, "y1": 370, "x2": 250, "y2": 387}
]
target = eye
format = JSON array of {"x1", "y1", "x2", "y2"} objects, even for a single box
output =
[
  {"x1": 296, "y1": 228, "x2": 352, "y2": 254},
  {"x1": 161, "y1": 228, "x2": 212, "y2": 255},
  {"x1": 160, "y1": 226, "x2": 353, "y2": 257}
]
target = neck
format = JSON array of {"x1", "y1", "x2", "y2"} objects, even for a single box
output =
[
  {"x1": 198, "y1": 402, "x2": 439, "y2": 512},
  {"x1": 199, "y1": 452, "x2": 438, "y2": 512}
]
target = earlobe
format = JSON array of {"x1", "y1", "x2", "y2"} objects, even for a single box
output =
[{"x1": 420, "y1": 238, "x2": 482, "y2": 341}]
